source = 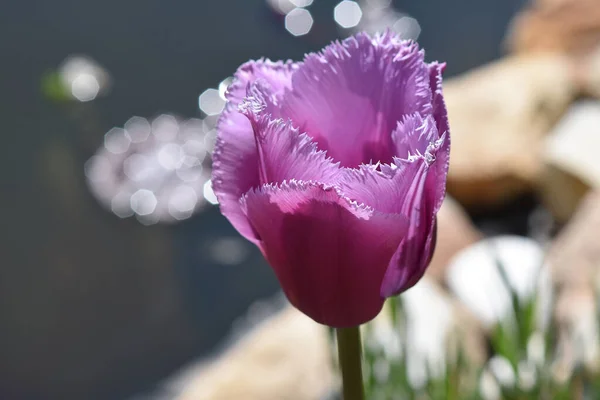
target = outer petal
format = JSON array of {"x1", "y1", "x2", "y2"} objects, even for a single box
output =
[
  {"x1": 241, "y1": 181, "x2": 408, "y2": 327},
  {"x1": 335, "y1": 114, "x2": 447, "y2": 297},
  {"x1": 279, "y1": 32, "x2": 433, "y2": 168},
  {"x1": 380, "y1": 115, "x2": 449, "y2": 297},
  {"x1": 225, "y1": 58, "x2": 297, "y2": 104},
  {"x1": 428, "y1": 61, "x2": 451, "y2": 213},
  {"x1": 212, "y1": 60, "x2": 297, "y2": 241}
]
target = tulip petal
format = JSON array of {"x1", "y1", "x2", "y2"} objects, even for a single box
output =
[
  {"x1": 379, "y1": 115, "x2": 450, "y2": 297},
  {"x1": 212, "y1": 60, "x2": 296, "y2": 242},
  {"x1": 336, "y1": 113, "x2": 447, "y2": 297},
  {"x1": 428, "y1": 62, "x2": 451, "y2": 213},
  {"x1": 336, "y1": 114, "x2": 438, "y2": 214},
  {"x1": 241, "y1": 180, "x2": 408, "y2": 327},
  {"x1": 429, "y1": 62, "x2": 449, "y2": 138},
  {"x1": 240, "y1": 90, "x2": 341, "y2": 185},
  {"x1": 225, "y1": 59, "x2": 297, "y2": 104},
  {"x1": 280, "y1": 32, "x2": 433, "y2": 167},
  {"x1": 337, "y1": 161, "x2": 427, "y2": 215}
]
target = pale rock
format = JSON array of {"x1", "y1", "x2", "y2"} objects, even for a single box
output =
[
  {"x1": 172, "y1": 304, "x2": 334, "y2": 400},
  {"x1": 541, "y1": 101, "x2": 600, "y2": 221},
  {"x1": 506, "y1": 0, "x2": 600, "y2": 99},
  {"x1": 444, "y1": 55, "x2": 576, "y2": 208},
  {"x1": 547, "y1": 191, "x2": 600, "y2": 288},
  {"x1": 446, "y1": 236, "x2": 552, "y2": 329},
  {"x1": 506, "y1": 0, "x2": 600, "y2": 58},
  {"x1": 580, "y1": 44, "x2": 600, "y2": 98},
  {"x1": 546, "y1": 191, "x2": 600, "y2": 371},
  {"x1": 425, "y1": 197, "x2": 483, "y2": 282},
  {"x1": 554, "y1": 287, "x2": 600, "y2": 372}
]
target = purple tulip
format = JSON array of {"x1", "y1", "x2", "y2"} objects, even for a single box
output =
[{"x1": 212, "y1": 31, "x2": 450, "y2": 327}]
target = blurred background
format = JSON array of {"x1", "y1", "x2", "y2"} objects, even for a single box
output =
[{"x1": 9, "y1": 0, "x2": 600, "y2": 398}]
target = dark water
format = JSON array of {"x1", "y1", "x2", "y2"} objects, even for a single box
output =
[{"x1": 0, "y1": 0, "x2": 525, "y2": 398}]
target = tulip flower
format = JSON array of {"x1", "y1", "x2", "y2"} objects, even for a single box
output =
[{"x1": 212, "y1": 31, "x2": 450, "y2": 328}]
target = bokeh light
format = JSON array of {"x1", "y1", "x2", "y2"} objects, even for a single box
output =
[
  {"x1": 285, "y1": 8, "x2": 314, "y2": 36},
  {"x1": 334, "y1": 1, "x2": 363, "y2": 29},
  {"x1": 290, "y1": 0, "x2": 313, "y2": 7},
  {"x1": 218, "y1": 77, "x2": 233, "y2": 101},
  {"x1": 208, "y1": 237, "x2": 250, "y2": 266},
  {"x1": 338, "y1": 0, "x2": 421, "y2": 41},
  {"x1": 198, "y1": 88, "x2": 226, "y2": 116},
  {"x1": 86, "y1": 115, "x2": 216, "y2": 224},
  {"x1": 266, "y1": 0, "x2": 297, "y2": 15},
  {"x1": 203, "y1": 180, "x2": 219, "y2": 205},
  {"x1": 392, "y1": 16, "x2": 421, "y2": 41},
  {"x1": 58, "y1": 55, "x2": 111, "y2": 102}
]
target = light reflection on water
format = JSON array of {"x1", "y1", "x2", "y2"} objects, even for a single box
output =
[
  {"x1": 59, "y1": 55, "x2": 111, "y2": 102},
  {"x1": 85, "y1": 115, "x2": 216, "y2": 224}
]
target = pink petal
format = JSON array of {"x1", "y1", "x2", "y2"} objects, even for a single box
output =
[
  {"x1": 392, "y1": 114, "x2": 439, "y2": 162},
  {"x1": 279, "y1": 33, "x2": 433, "y2": 168},
  {"x1": 225, "y1": 59, "x2": 297, "y2": 104},
  {"x1": 241, "y1": 181, "x2": 408, "y2": 327},
  {"x1": 337, "y1": 161, "x2": 427, "y2": 215},
  {"x1": 240, "y1": 90, "x2": 341, "y2": 185},
  {"x1": 212, "y1": 60, "x2": 297, "y2": 242},
  {"x1": 379, "y1": 161, "x2": 434, "y2": 297},
  {"x1": 379, "y1": 115, "x2": 450, "y2": 297},
  {"x1": 428, "y1": 62, "x2": 451, "y2": 213},
  {"x1": 336, "y1": 114, "x2": 439, "y2": 215},
  {"x1": 334, "y1": 113, "x2": 448, "y2": 297}
]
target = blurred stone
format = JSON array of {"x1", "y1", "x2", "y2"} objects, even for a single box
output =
[
  {"x1": 578, "y1": 44, "x2": 600, "y2": 100},
  {"x1": 547, "y1": 191, "x2": 600, "y2": 289},
  {"x1": 547, "y1": 195, "x2": 600, "y2": 371},
  {"x1": 445, "y1": 55, "x2": 576, "y2": 208},
  {"x1": 506, "y1": 0, "x2": 600, "y2": 98},
  {"x1": 554, "y1": 287, "x2": 600, "y2": 373},
  {"x1": 425, "y1": 197, "x2": 483, "y2": 282},
  {"x1": 173, "y1": 303, "x2": 334, "y2": 400},
  {"x1": 540, "y1": 101, "x2": 600, "y2": 221},
  {"x1": 445, "y1": 236, "x2": 551, "y2": 330},
  {"x1": 171, "y1": 282, "x2": 485, "y2": 400},
  {"x1": 506, "y1": 0, "x2": 600, "y2": 57}
]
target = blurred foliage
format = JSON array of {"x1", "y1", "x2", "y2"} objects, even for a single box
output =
[
  {"x1": 41, "y1": 71, "x2": 72, "y2": 102},
  {"x1": 350, "y1": 257, "x2": 600, "y2": 400}
]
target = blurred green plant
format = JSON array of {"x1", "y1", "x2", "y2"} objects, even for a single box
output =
[
  {"x1": 41, "y1": 71, "x2": 72, "y2": 102},
  {"x1": 343, "y1": 254, "x2": 600, "y2": 400}
]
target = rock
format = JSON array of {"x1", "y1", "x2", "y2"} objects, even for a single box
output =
[
  {"x1": 172, "y1": 302, "x2": 334, "y2": 400},
  {"x1": 547, "y1": 191, "x2": 600, "y2": 288},
  {"x1": 444, "y1": 55, "x2": 576, "y2": 208},
  {"x1": 546, "y1": 191, "x2": 600, "y2": 372},
  {"x1": 579, "y1": 45, "x2": 600, "y2": 98},
  {"x1": 540, "y1": 101, "x2": 600, "y2": 221},
  {"x1": 170, "y1": 281, "x2": 485, "y2": 400},
  {"x1": 554, "y1": 287, "x2": 600, "y2": 372},
  {"x1": 445, "y1": 236, "x2": 551, "y2": 329},
  {"x1": 425, "y1": 197, "x2": 483, "y2": 283},
  {"x1": 506, "y1": 0, "x2": 600, "y2": 58},
  {"x1": 505, "y1": 0, "x2": 600, "y2": 98}
]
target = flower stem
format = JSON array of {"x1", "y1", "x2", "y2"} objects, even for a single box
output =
[{"x1": 336, "y1": 326, "x2": 365, "y2": 400}]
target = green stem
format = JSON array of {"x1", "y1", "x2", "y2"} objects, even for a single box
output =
[{"x1": 336, "y1": 326, "x2": 365, "y2": 400}]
